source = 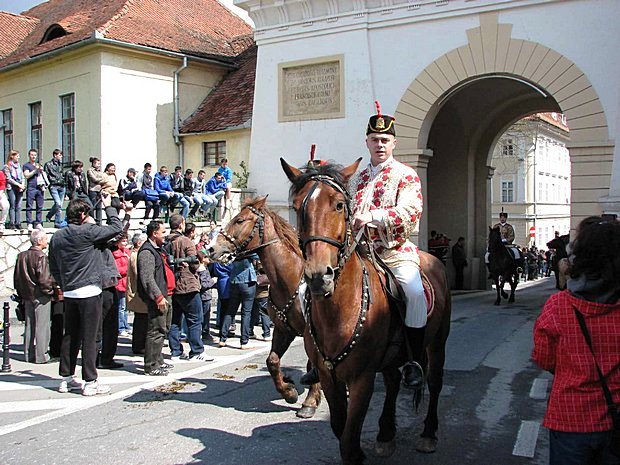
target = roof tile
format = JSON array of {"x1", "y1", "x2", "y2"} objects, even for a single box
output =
[{"x1": 180, "y1": 44, "x2": 257, "y2": 133}]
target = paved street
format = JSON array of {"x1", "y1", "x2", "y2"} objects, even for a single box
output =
[{"x1": 0, "y1": 277, "x2": 556, "y2": 465}]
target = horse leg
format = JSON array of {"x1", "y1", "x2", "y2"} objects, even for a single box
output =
[
  {"x1": 508, "y1": 275, "x2": 517, "y2": 303},
  {"x1": 494, "y1": 277, "x2": 501, "y2": 305},
  {"x1": 500, "y1": 276, "x2": 509, "y2": 299},
  {"x1": 266, "y1": 327, "x2": 298, "y2": 404},
  {"x1": 418, "y1": 334, "x2": 447, "y2": 453},
  {"x1": 320, "y1": 373, "x2": 348, "y2": 440},
  {"x1": 375, "y1": 367, "x2": 401, "y2": 457},
  {"x1": 340, "y1": 371, "x2": 376, "y2": 465},
  {"x1": 297, "y1": 358, "x2": 322, "y2": 419}
]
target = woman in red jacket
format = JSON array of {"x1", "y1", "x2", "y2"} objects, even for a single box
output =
[
  {"x1": 533, "y1": 216, "x2": 620, "y2": 465},
  {"x1": 112, "y1": 234, "x2": 131, "y2": 336}
]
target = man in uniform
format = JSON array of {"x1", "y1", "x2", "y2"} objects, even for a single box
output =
[
  {"x1": 350, "y1": 102, "x2": 426, "y2": 388},
  {"x1": 493, "y1": 211, "x2": 516, "y2": 244}
]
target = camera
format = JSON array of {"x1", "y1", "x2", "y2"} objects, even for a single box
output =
[{"x1": 167, "y1": 255, "x2": 199, "y2": 268}]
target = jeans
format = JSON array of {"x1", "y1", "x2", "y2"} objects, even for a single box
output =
[
  {"x1": 169, "y1": 292, "x2": 204, "y2": 357},
  {"x1": 47, "y1": 185, "x2": 65, "y2": 225},
  {"x1": 117, "y1": 293, "x2": 130, "y2": 332},
  {"x1": 88, "y1": 190, "x2": 102, "y2": 225},
  {"x1": 26, "y1": 187, "x2": 44, "y2": 225},
  {"x1": 201, "y1": 299, "x2": 212, "y2": 337},
  {"x1": 0, "y1": 191, "x2": 8, "y2": 225},
  {"x1": 251, "y1": 296, "x2": 272, "y2": 338},
  {"x1": 7, "y1": 188, "x2": 23, "y2": 226},
  {"x1": 221, "y1": 282, "x2": 256, "y2": 345},
  {"x1": 549, "y1": 429, "x2": 619, "y2": 465},
  {"x1": 173, "y1": 193, "x2": 190, "y2": 217},
  {"x1": 204, "y1": 191, "x2": 225, "y2": 217}
]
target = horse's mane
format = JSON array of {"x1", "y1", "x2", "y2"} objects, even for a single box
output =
[
  {"x1": 288, "y1": 161, "x2": 347, "y2": 197},
  {"x1": 243, "y1": 197, "x2": 302, "y2": 257}
]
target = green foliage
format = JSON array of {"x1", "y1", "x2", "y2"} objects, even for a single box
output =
[{"x1": 234, "y1": 160, "x2": 250, "y2": 189}]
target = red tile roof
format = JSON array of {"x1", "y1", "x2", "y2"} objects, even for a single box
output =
[
  {"x1": 180, "y1": 44, "x2": 256, "y2": 134},
  {"x1": 0, "y1": 0, "x2": 253, "y2": 70},
  {"x1": 0, "y1": 11, "x2": 39, "y2": 59}
]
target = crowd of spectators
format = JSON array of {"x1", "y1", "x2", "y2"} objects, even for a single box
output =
[
  {"x1": 1, "y1": 148, "x2": 231, "y2": 232},
  {"x1": 11, "y1": 191, "x2": 272, "y2": 394}
]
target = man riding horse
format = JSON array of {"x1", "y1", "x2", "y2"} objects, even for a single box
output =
[
  {"x1": 489, "y1": 211, "x2": 523, "y2": 264},
  {"x1": 301, "y1": 102, "x2": 426, "y2": 389}
]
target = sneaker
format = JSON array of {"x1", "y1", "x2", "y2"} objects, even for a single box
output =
[
  {"x1": 170, "y1": 353, "x2": 190, "y2": 363},
  {"x1": 217, "y1": 341, "x2": 226, "y2": 348},
  {"x1": 58, "y1": 378, "x2": 83, "y2": 393},
  {"x1": 160, "y1": 362, "x2": 174, "y2": 370},
  {"x1": 145, "y1": 368, "x2": 169, "y2": 376},
  {"x1": 119, "y1": 330, "x2": 130, "y2": 337},
  {"x1": 82, "y1": 381, "x2": 111, "y2": 396},
  {"x1": 27, "y1": 224, "x2": 33, "y2": 231},
  {"x1": 189, "y1": 352, "x2": 214, "y2": 362}
]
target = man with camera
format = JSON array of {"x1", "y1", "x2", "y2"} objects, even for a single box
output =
[{"x1": 166, "y1": 214, "x2": 213, "y2": 362}]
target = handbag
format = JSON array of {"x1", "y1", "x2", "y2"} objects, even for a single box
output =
[{"x1": 574, "y1": 308, "x2": 620, "y2": 457}]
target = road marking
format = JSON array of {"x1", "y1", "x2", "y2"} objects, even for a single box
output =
[
  {"x1": 0, "y1": 344, "x2": 275, "y2": 437},
  {"x1": 512, "y1": 420, "x2": 540, "y2": 458},
  {"x1": 529, "y1": 378, "x2": 549, "y2": 400}
]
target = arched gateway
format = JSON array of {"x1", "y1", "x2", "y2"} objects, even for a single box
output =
[
  {"x1": 394, "y1": 12, "x2": 612, "y2": 288},
  {"x1": 239, "y1": 0, "x2": 620, "y2": 289}
]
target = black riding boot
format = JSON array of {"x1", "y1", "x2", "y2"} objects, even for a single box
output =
[
  {"x1": 300, "y1": 367, "x2": 319, "y2": 386},
  {"x1": 402, "y1": 326, "x2": 426, "y2": 389}
]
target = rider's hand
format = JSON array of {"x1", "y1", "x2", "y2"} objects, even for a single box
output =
[{"x1": 352, "y1": 212, "x2": 373, "y2": 231}]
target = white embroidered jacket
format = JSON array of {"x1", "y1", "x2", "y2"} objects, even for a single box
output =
[{"x1": 348, "y1": 157, "x2": 423, "y2": 267}]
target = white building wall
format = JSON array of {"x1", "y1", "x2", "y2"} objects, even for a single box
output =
[{"x1": 242, "y1": 0, "x2": 620, "y2": 215}]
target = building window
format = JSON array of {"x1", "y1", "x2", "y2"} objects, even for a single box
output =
[
  {"x1": 203, "y1": 141, "x2": 226, "y2": 166},
  {"x1": 1, "y1": 109, "x2": 12, "y2": 164},
  {"x1": 61, "y1": 93, "x2": 75, "y2": 163},
  {"x1": 501, "y1": 180, "x2": 514, "y2": 203},
  {"x1": 501, "y1": 139, "x2": 514, "y2": 157},
  {"x1": 29, "y1": 101, "x2": 42, "y2": 154}
]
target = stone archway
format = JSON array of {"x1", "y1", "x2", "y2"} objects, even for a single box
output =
[{"x1": 393, "y1": 12, "x2": 613, "y2": 289}]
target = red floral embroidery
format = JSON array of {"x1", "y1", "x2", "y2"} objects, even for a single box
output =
[
  {"x1": 388, "y1": 210, "x2": 396, "y2": 218},
  {"x1": 414, "y1": 176, "x2": 420, "y2": 183},
  {"x1": 376, "y1": 181, "x2": 383, "y2": 188},
  {"x1": 394, "y1": 216, "x2": 402, "y2": 226},
  {"x1": 373, "y1": 199, "x2": 381, "y2": 207}
]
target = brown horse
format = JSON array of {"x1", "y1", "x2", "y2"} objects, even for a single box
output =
[
  {"x1": 207, "y1": 196, "x2": 322, "y2": 418},
  {"x1": 281, "y1": 159, "x2": 451, "y2": 465}
]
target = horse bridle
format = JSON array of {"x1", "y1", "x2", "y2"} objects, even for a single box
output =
[
  {"x1": 218, "y1": 205, "x2": 279, "y2": 260},
  {"x1": 298, "y1": 174, "x2": 355, "y2": 272}
]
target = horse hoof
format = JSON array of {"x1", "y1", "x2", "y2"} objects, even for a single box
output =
[
  {"x1": 375, "y1": 440, "x2": 396, "y2": 457},
  {"x1": 283, "y1": 386, "x2": 299, "y2": 404},
  {"x1": 415, "y1": 437, "x2": 437, "y2": 454},
  {"x1": 494, "y1": 301, "x2": 500, "y2": 306},
  {"x1": 296, "y1": 406, "x2": 316, "y2": 419}
]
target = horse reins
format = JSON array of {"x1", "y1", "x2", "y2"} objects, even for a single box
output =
[
  {"x1": 218, "y1": 205, "x2": 302, "y2": 336},
  {"x1": 298, "y1": 173, "x2": 373, "y2": 375},
  {"x1": 218, "y1": 205, "x2": 279, "y2": 260},
  {"x1": 298, "y1": 175, "x2": 357, "y2": 273}
]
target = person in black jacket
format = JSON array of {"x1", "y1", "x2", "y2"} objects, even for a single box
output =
[
  {"x1": 44, "y1": 149, "x2": 66, "y2": 228},
  {"x1": 451, "y1": 236, "x2": 468, "y2": 290},
  {"x1": 49, "y1": 196, "x2": 123, "y2": 396},
  {"x1": 64, "y1": 160, "x2": 91, "y2": 205}
]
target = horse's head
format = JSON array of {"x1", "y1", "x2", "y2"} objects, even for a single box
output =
[
  {"x1": 488, "y1": 225, "x2": 502, "y2": 246},
  {"x1": 208, "y1": 196, "x2": 268, "y2": 264},
  {"x1": 281, "y1": 157, "x2": 361, "y2": 297}
]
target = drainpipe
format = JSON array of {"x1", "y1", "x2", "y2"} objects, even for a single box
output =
[{"x1": 174, "y1": 56, "x2": 188, "y2": 167}]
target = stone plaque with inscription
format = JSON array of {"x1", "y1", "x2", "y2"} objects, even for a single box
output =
[{"x1": 279, "y1": 55, "x2": 344, "y2": 122}]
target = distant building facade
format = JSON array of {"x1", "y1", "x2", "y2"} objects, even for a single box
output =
[{"x1": 491, "y1": 113, "x2": 571, "y2": 248}]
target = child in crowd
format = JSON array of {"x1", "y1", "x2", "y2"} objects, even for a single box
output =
[{"x1": 196, "y1": 251, "x2": 216, "y2": 343}]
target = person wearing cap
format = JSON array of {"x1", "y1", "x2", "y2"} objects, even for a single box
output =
[
  {"x1": 493, "y1": 211, "x2": 516, "y2": 244},
  {"x1": 347, "y1": 103, "x2": 426, "y2": 389}
]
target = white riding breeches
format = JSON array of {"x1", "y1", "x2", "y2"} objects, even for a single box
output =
[{"x1": 391, "y1": 264, "x2": 426, "y2": 328}]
